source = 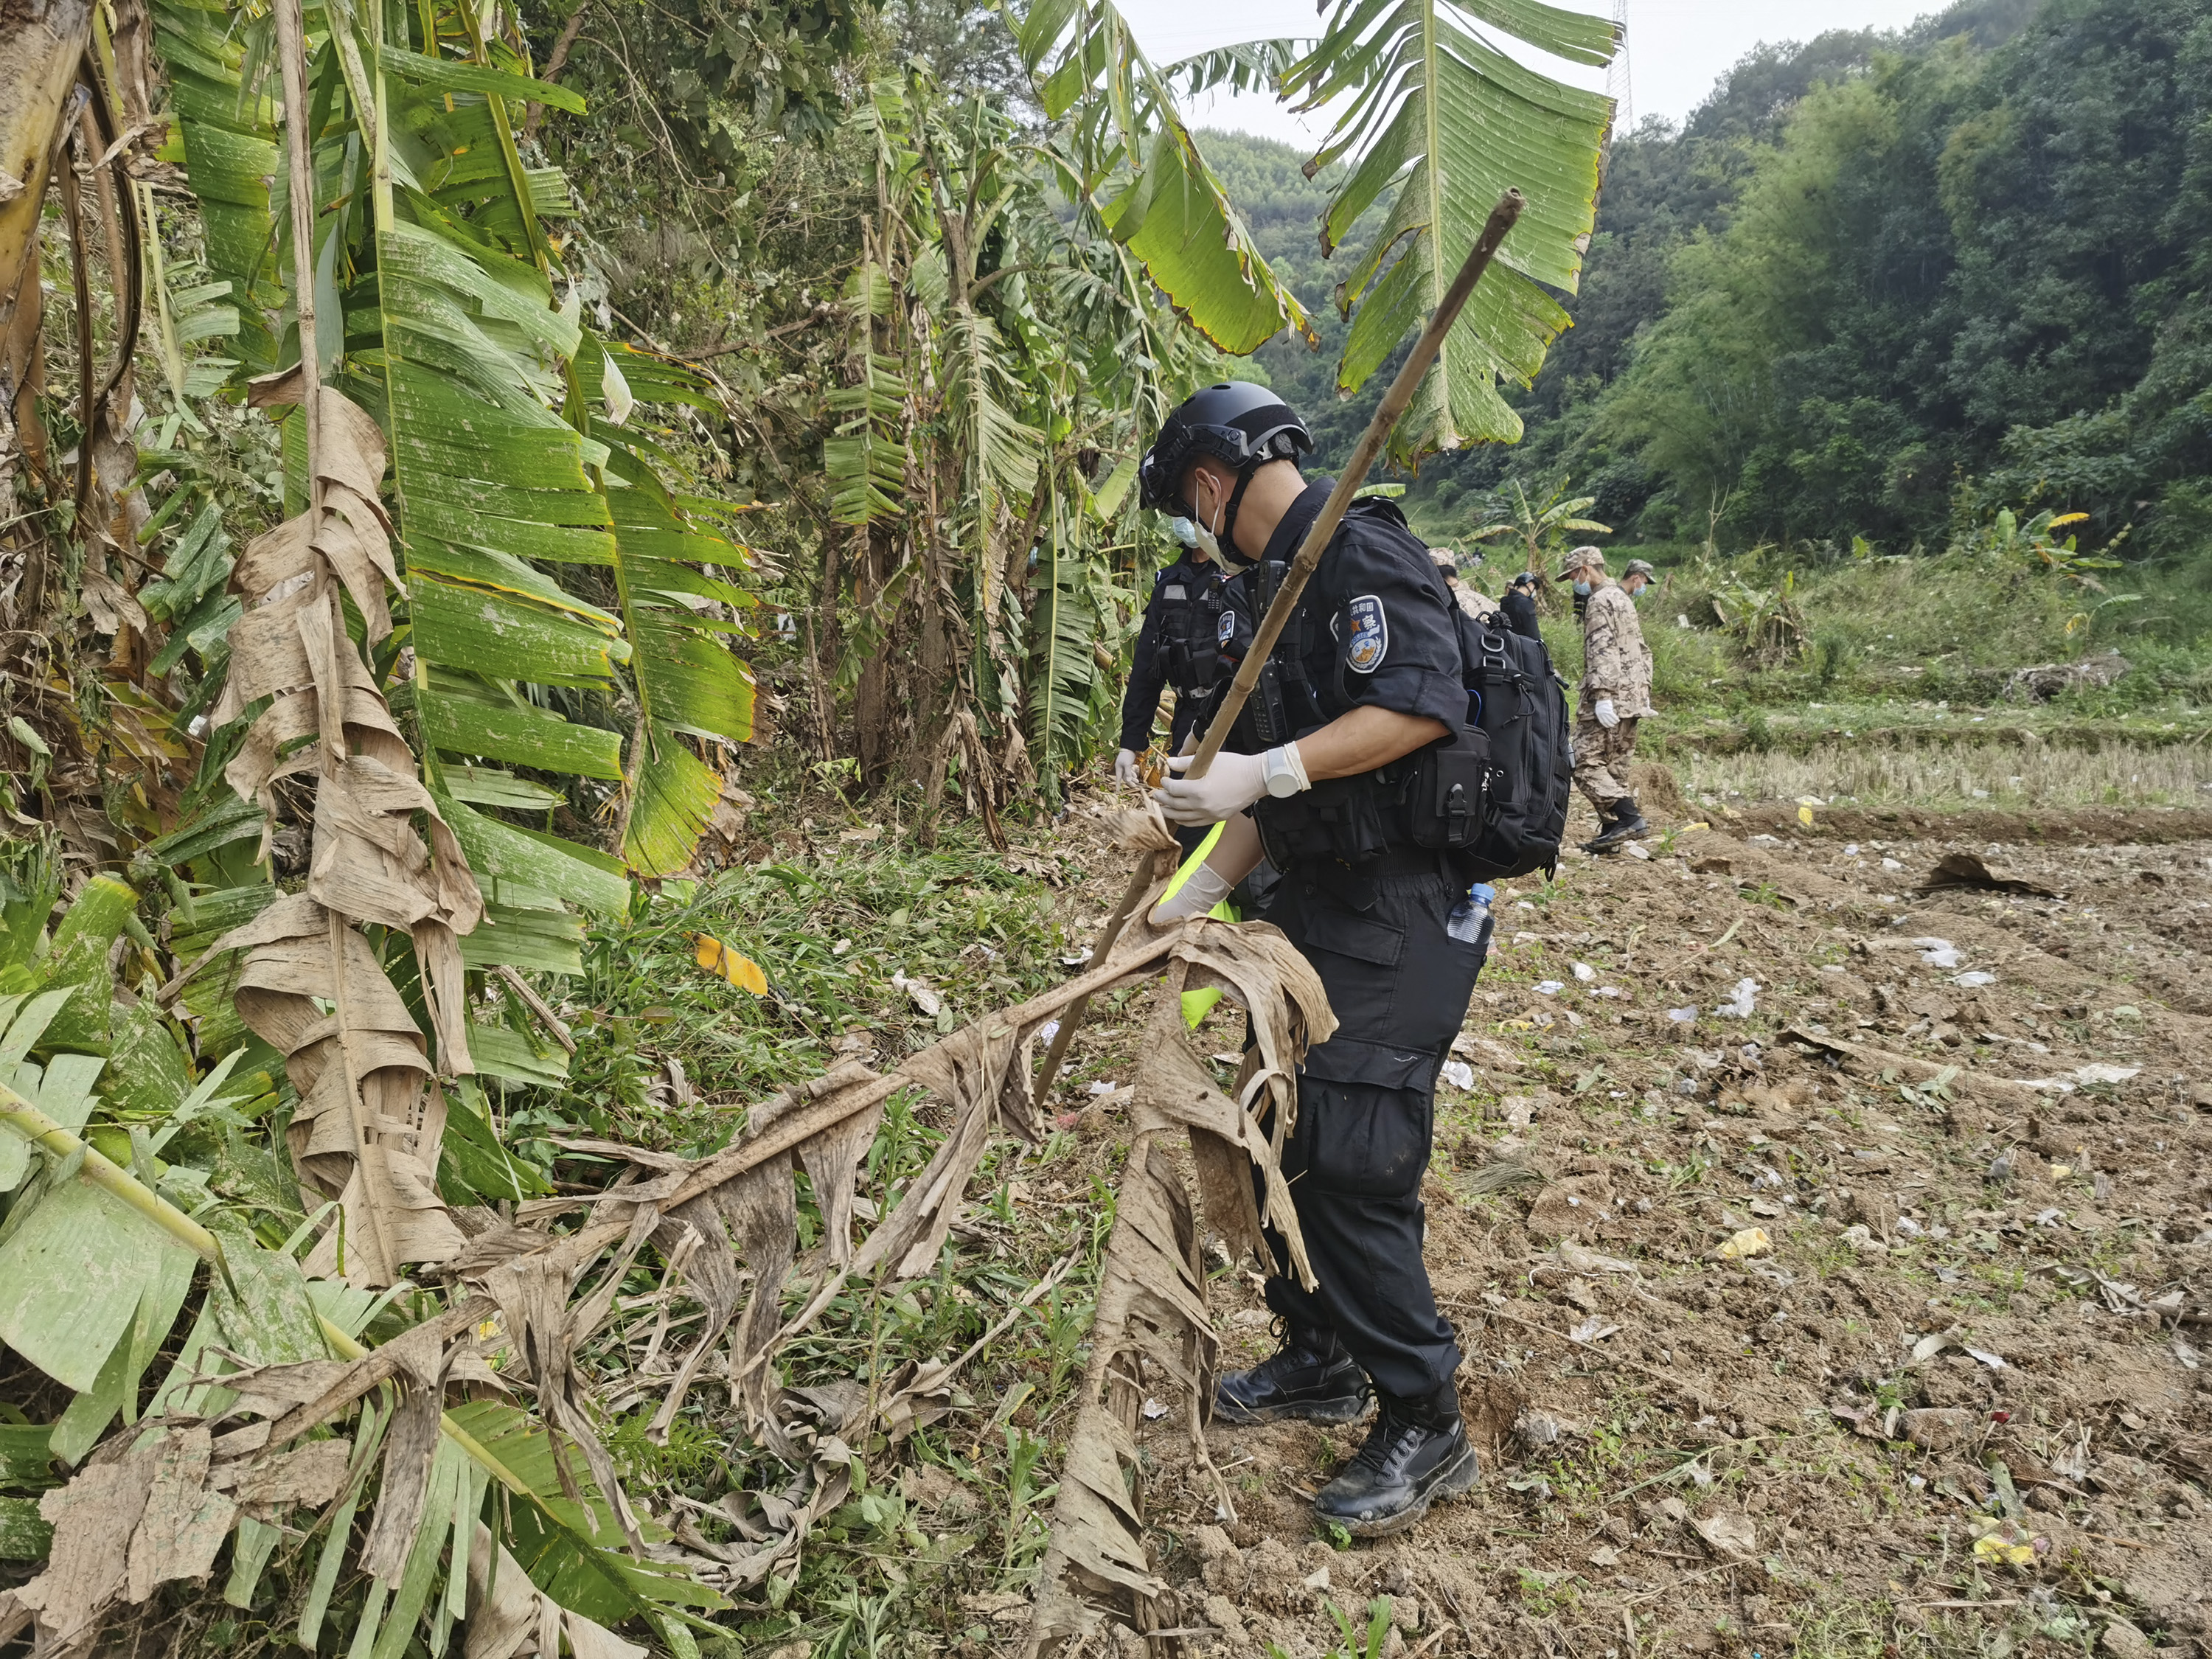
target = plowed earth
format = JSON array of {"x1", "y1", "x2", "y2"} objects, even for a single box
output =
[{"x1": 1023, "y1": 783, "x2": 2212, "y2": 1659}]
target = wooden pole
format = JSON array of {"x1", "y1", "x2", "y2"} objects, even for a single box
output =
[
  {"x1": 1035, "y1": 190, "x2": 1526, "y2": 1099},
  {"x1": 1183, "y1": 188, "x2": 1525, "y2": 779}
]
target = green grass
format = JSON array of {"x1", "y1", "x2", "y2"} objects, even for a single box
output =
[
  {"x1": 1486, "y1": 542, "x2": 2212, "y2": 804},
  {"x1": 490, "y1": 818, "x2": 1081, "y2": 1168},
  {"x1": 470, "y1": 815, "x2": 1138, "y2": 1659}
]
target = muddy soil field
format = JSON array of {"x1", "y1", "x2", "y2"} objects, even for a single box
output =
[{"x1": 1029, "y1": 780, "x2": 2212, "y2": 1659}]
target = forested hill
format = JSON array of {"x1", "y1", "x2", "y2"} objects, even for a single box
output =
[{"x1": 1208, "y1": 0, "x2": 2212, "y2": 562}]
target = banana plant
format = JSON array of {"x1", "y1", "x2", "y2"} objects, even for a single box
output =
[
  {"x1": 1280, "y1": 0, "x2": 1618, "y2": 462},
  {"x1": 824, "y1": 69, "x2": 1203, "y2": 810},
  {"x1": 1020, "y1": 0, "x2": 1619, "y2": 466},
  {"x1": 1011, "y1": 0, "x2": 1311, "y2": 357},
  {"x1": 153, "y1": 0, "x2": 753, "y2": 864},
  {"x1": 1467, "y1": 478, "x2": 1612, "y2": 577},
  {"x1": 147, "y1": 0, "x2": 756, "y2": 1108}
]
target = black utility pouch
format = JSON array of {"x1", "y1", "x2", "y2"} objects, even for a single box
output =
[
  {"x1": 1401, "y1": 723, "x2": 1494, "y2": 852},
  {"x1": 1256, "y1": 773, "x2": 1392, "y2": 868}
]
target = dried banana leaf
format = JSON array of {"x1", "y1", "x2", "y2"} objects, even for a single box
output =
[{"x1": 206, "y1": 381, "x2": 481, "y2": 1287}]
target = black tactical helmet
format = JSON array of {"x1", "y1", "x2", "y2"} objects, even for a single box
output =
[{"x1": 1138, "y1": 382, "x2": 1312, "y2": 543}]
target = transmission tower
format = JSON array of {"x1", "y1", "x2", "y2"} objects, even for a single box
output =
[{"x1": 1606, "y1": 0, "x2": 1632, "y2": 136}]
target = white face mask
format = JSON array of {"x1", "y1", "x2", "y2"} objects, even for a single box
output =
[{"x1": 1188, "y1": 473, "x2": 1227, "y2": 561}]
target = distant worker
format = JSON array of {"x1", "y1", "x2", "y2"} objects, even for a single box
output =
[
  {"x1": 1430, "y1": 549, "x2": 1500, "y2": 625},
  {"x1": 1558, "y1": 547, "x2": 1655, "y2": 852},
  {"x1": 1114, "y1": 520, "x2": 1230, "y2": 853},
  {"x1": 1499, "y1": 568, "x2": 1540, "y2": 641}
]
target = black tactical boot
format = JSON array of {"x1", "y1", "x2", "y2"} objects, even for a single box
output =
[
  {"x1": 1586, "y1": 797, "x2": 1649, "y2": 852},
  {"x1": 1312, "y1": 1385, "x2": 1478, "y2": 1537},
  {"x1": 1579, "y1": 803, "x2": 1623, "y2": 852},
  {"x1": 1214, "y1": 1324, "x2": 1371, "y2": 1426}
]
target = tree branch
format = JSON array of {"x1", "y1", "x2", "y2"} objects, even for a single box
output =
[{"x1": 523, "y1": 1, "x2": 590, "y2": 141}]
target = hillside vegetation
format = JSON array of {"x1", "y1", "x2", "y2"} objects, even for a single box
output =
[{"x1": 1220, "y1": 0, "x2": 2211, "y2": 576}]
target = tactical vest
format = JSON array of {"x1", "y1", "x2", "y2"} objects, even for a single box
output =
[
  {"x1": 1223, "y1": 554, "x2": 1397, "y2": 869},
  {"x1": 1229, "y1": 503, "x2": 1507, "y2": 874},
  {"x1": 1155, "y1": 567, "x2": 1230, "y2": 696}
]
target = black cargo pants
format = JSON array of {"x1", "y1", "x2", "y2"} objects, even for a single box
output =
[{"x1": 1252, "y1": 858, "x2": 1486, "y2": 1401}]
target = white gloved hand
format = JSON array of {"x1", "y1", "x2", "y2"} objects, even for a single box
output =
[
  {"x1": 1152, "y1": 750, "x2": 1267, "y2": 827},
  {"x1": 1113, "y1": 748, "x2": 1141, "y2": 787},
  {"x1": 1150, "y1": 863, "x2": 1233, "y2": 926},
  {"x1": 1594, "y1": 698, "x2": 1621, "y2": 729}
]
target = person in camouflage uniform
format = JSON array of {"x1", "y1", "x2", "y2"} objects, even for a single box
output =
[
  {"x1": 1430, "y1": 547, "x2": 1501, "y2": 625},
  {"x1": 1557, "y1": 548, "x2": 1656, "y2": 852}
]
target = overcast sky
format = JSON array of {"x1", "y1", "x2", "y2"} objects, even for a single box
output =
[{"x1": 1116, "y1": 0, "x2": 1955, "y2": 150}]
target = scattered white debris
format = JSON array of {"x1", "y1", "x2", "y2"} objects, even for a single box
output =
[
  {"x1": 1953, "y1": 971, "x2": 1996, "y2": 988},
  {"x1": 1571, "y1": 961, "x2": 1596, "y2": 982},
  {"x1": 1912, "y1": 1329, "x2": 2007, "y2": 1369},
  {"x1": 1087, "y1": 1079, "x2": 1119, "y2": 1096},
  {"x1": 1668, "y1": 1006, "x2": 1699, "y2": 1023},
  {"x1": 1881, "y1": 856, "x2": 1904, "y2": 871},
  {"x1": 891, "y1": 972, "x2": 942, "y2": 1016},
  {"x1": 1535, "y1": 980, "x2": 1565, "y2": 996},
  {"x1": 2011, "y1": 1062, "x2": 2143, "y2": 1093},
  {"x1": 1038, "y1": 1020, "x2": 1060, "y2": 1043},
  {"x1": 1749, "y1": 833, "x2": 1781, "y2": 846},
  {"x1": 1914, "y1": 937, "x2": 1962, "y2": 968},
  {"x1": 1843, "y1": 843, "x2": 1861, "y2": 856},
  {"x1": 2075, "y1": 1063, "x2": 2140, "y2": 1085},
  {"x1": 1439, "y1": 1060, "x2": 1476, "y2": 1091},
  {"x1": 1593, "y1": 986, "x2": 1621, "y2": 998},
  {"x1": 1715, "y1": 978, "x2": 1759, "y2": 1018}
]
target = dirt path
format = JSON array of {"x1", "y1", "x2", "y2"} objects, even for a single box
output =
[{"x1": 1036, "y1": 791, "x2": 2212, "y2": 1658}]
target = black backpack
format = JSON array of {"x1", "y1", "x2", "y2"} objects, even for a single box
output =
[{"x1": 1450, "y1": 608, "x2": 1573, "y2": 879}]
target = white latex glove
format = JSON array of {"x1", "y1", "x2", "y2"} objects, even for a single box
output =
[
  {"x1": 1150, "y1": 863, "x2": 1233, "y2": 926},
  {"x1": 1594, "y1": 698, "x2": 1621, "y2": 729},
  {"x1": 1113, "y1": 748, "x2": 1141, "y2": 787},
  {"x1": 1152, "y1": 750, "x2": 1267, "y2": 827}
]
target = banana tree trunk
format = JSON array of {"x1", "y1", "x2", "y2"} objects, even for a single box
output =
[
  {"x1": 0, "y1": 0, "x2": 91, "y2": 316},
  {"x1": 1, "y1": 0, "x2": 91, "y2": 627}
]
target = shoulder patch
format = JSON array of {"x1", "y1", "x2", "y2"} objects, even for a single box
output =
[
  {"x1": 1163, "y1": 585, "x2": 1186, "y2": 599},
  {"x1": 1345, "y1": 594, "x2": 1387, "y2": 674},
  {"x1": 1217, "y1": 610, "x2": 1237, "y2": 646}
]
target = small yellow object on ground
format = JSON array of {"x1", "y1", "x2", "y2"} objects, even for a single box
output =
[
  {"x1": 1970, "y1": 1520, "x2": 2039, "y2": 1568},
  {"x1": 693, "y1": 933, "x2": 768, "y2": 995},
  {"x1": 1717, "y1": 1227, "x2": 1771, "y2": 1260}
]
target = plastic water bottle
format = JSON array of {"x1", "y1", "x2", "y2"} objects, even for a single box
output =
[{"x1": 1447, "y1": 882, "x2": 1495, "y2": 948}]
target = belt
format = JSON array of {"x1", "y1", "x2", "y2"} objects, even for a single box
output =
[{"x1": 1287, "y1": 844, "x2": 1452, "y2": 880}]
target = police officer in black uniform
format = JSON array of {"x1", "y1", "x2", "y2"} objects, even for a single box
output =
[
  {"x1": 1114, "y1": 520, "x2": 1230, "y2": 858},
  {"x1": 1500, "y1": 568, "x2": 1542, "y2": 641},
  {"x1": 1138, "y1": 382, "x2": 1486, "y2": 1537}
]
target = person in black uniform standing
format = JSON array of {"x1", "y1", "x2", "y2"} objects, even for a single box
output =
[
  {"x1": 1499, "y1": 568, "x2": 1542, "y2": 641},
  {"x1": 1113, "y1": 520, "x2": 1230, "y2": 859},
  {"x1": 1137, "y1": 381, "x2": 1486, "y2": 1537}
]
